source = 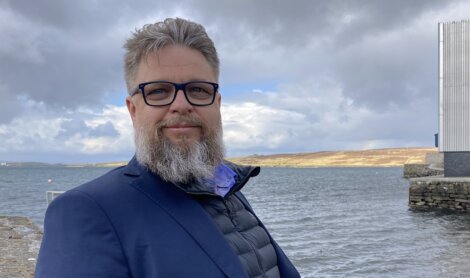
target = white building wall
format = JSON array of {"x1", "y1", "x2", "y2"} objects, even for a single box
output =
[{"x1": 439, "y1": 20, "x2": 470, "y2": 152}]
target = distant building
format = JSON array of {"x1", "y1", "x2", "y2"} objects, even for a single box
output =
[
  {"x1": 0, "y1": 162, "x2": 6, "y2": 166},
  {"x1": 438, "y1": 20, "x2": 470, "y2": 177}
]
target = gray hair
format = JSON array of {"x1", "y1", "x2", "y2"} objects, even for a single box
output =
[{"x1": 123, "y1": 18, "x2": 220, "y2": 93}]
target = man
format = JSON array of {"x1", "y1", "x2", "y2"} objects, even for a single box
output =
[{"x1": 35, "y1": 18, "x2": 300, "y2": 278}]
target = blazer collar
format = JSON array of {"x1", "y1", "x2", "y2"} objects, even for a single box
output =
[
  {"x1": 123, "y1": 156, "x2": 248, "y2": 278},
  {"x1": 122, "y1": 156, "x2": 141, "y2": 177}
]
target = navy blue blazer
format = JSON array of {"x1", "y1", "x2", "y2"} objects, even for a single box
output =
[{"x1": 35, "y1": 157, "x2": 300, "y2": 277}]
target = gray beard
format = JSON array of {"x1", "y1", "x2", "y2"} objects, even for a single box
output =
[{"x1": 134, "y1": 115, "x2": 225, "y2": 184}]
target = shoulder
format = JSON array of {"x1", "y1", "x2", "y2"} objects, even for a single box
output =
[
  {"x1": 60, "y1": 158, "x2": 146, "y2": 202},
  {"x1": 46, "y1": 166, "x2": 131, "y2": 222},
  {"x1": 37, "y1": 173, "x2": 131, "y2": 277},
  {"x1": 77, "y1": 165, "x2": 127, "y2": 191},
  {"x1": 47, "y1": 157, "x2": 179, "y2": 222}
]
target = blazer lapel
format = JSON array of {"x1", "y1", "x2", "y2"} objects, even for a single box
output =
[{"x1": 123, "y1": 158, "x2": 248, "y2": 278}]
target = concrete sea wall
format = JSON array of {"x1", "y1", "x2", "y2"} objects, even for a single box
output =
[
  {"x1": 0, "y1": 216, "x2": 42, "y2": 277},
  {"x1": 403, "y1": 163, "x2": 443, "y2": 178},
  {"x1": 409, "y1": 177, "x2": 470, "y2": 211}
]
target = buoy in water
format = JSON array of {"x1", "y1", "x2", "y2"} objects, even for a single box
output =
[{"x1": 48, "y1": 179, "x2": 52, "y2": 183}]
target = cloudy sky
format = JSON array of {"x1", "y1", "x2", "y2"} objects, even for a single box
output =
[{"x1": 1, "y1": 0, "x2": 468, "y2": 163}]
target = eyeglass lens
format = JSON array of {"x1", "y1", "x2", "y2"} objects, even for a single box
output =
[{"x1": 143, "y1": 82, "x2": 215, "y2": 106}]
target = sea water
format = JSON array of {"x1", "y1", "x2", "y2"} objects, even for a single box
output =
[{"x1": 1, "y1": 166, "x2": 470, "y2": 277}]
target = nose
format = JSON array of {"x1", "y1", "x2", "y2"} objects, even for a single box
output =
[{"x1": 169, "y1": 89, "x2": 193, "y2": 114}]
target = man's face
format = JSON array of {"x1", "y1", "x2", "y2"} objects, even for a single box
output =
[{"x1": 126, "y1": 45, "x2": 221, "y2": 147}]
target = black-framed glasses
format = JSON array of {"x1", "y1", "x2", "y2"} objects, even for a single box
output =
[{"x1": 131, "y1": 81, "x2": 219, "y2": 107}]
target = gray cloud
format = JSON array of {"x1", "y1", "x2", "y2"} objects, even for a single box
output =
[
  {"x1": 194, "y1": 0, "x2": 457, "y2": 110},
  {"x1": 0, "y1": 0, "x2": 128, "y2": 120},
  {"x1": 55, "y1": 118, "x2": 88, "y2": 140},
  {"x1": 333, "y1": 34, "x2": 437, "y2": 110},
  {"x1": 1, "y1": 0, "x2": 463, "y2": 113},
  {"x1": 203, "y1": 0, "x2": 447, "y2": 44},
  {"x1": 89, "y1": 122, "x2": 119, "y2": 138},
  {"x1": 56, "y1": 119, "x2": 119, "y2": 139},
  {"x1": 0, "y1": 0, "x2": 467, "y2": 162},
  {"x1": 0, "y1": 86, "x2": 23, "y2": 123}
]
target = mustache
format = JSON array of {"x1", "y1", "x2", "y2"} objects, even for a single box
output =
[{"x1": 155, "y1": 115, "x2": 205, "y2": 132}]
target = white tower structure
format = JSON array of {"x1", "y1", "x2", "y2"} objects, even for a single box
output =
[{"x1": 438, "y1": 20, "x2": 470, "y2": 176}]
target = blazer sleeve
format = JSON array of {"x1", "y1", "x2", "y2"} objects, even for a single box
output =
[{"x1": 35, "y1": 189, "x2": 130, "y2": 278}]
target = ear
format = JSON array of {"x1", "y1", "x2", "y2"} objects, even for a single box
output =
[
  {"x1": 126, "y1": 95, "x2": 137, "y2": 126},
  {"x1": 215, "y1": 92, "x2": 222, "y2": 109}
]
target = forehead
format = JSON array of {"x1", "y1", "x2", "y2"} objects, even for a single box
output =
[{"x1": 135, "y1": 45, "x2": 216, "y2": 84}]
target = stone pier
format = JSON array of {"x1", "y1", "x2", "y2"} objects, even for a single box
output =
[
  {"x1": 409, "y1": 177, "x2": 470, "y2": 211},
  {"x1": 0, "y1": 216, "x2": 42, "y2": 277},
  {"x1": 403, "y1": 152, "x2": 444, "y2": 178},
  {"x1": 403, "y1": 163, "x2": 443, "y2": 178}
]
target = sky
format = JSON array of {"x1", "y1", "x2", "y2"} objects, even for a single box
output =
[{"x1": 0, "y1": 0, "x2": 469, "y2": 163}]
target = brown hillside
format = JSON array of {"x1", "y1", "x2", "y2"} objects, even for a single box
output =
[{"x1": 227, "y1": 147, "x2": 437, "y2": 167}]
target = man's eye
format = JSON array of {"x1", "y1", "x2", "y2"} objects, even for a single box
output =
[
  {"x1": 188, "y1": 86, "x2": 212, "y2": 99},
  {"x1": 146, "y1": 88, "x2": 172, "y2": 100},
  {"x1": 148, "y1": 88, "x2": 168, "y2": 94},
  {"x1": 189, "y1": 87, "x2": 204, "y2": 92}
]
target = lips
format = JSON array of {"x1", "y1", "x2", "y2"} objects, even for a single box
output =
[
  {"x1": 165, "y1": 123, "x2": 200, "y2": 129},
  {"x1": 157, "y1": 116, "x2": 205, "y2": 139},
  {"x1": 162, "y1": 120, "x2": 202, "y2": 137}
]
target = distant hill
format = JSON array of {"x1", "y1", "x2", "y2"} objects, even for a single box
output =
[
  {"x1": 227, "y1": 147, "x2": 437, "y2": 168},
  {"x1": 0, "y1": 162, "x2": 65, "y2": 167},
  {"x1": 90, "y1": 162, "x2": 128, "y2": 167},
  {"x1": 0, "y1": 147, "x2": 437, "y2": 168}
]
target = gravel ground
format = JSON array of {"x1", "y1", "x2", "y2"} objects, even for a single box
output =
[{"x1": 0, "y1": 216, "x2": 42, "y2": 278}]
